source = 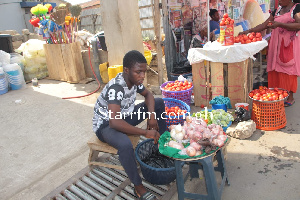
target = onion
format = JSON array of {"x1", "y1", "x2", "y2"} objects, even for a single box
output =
[
  {"x1": 217, "y1": 134, "x2": 227, "y2": 142},
  {"x1": 168, "y1": 140, "x2": 184, "y2": 150},
  {"x1": 193, "y1": 131, "x2": 203, "y2": 141},
  {"x1": 175, "y1": 124, "x2": 183, "y2": 133},
  {"x1": 185, "y1": 116, "x2": 193, "y2": 123},
  {"x1": 190, "y1": 142, "x2": 202, "y2": 151},
  {"x1": 187, "y1": 129, "x2": 194, "y2": 138},
  {"x1": 195, "y1": 150, "x2": 203, "y2": 156},
  {"x1": 186, "y1": 146, "x2": 196, "y2": 157},
  {"x1": 170, "y1": 129, "x2": 176, "y2": 139},
  {"x1": 203, "y1": 129, "x2": 211, "y2": 139},
  {"x1": 174, "y1": 132, "x2": 184, "y2": 141}
]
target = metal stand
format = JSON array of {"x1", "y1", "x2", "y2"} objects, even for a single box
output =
[{"x1": 174, "y1": 149, "x2": 230, "y2": 200}]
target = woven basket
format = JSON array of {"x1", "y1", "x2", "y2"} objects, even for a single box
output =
[
  {"x1": 135, "y1": 139, "x2": 178, "y2": 185},
  {"x1": 163, "y1": 98, "x2": 190, "y2": 128},
  {"x1": 160, "y1": 81, "x2": 193, "y2": 105}
]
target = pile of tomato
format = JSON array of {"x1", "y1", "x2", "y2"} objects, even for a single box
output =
[
  {"x1": 165, "y1": 106, "x2": 187, "y2": 116},
  {"x1": 220, "y1": 13, "x2": 234, "y2": 25},
  {"x1": 163, "y1": 80, "x2": 193, "y2": 91},
  {"x1": 249, "y1": 86, "x2": 289, "y2": 101},
  {"x1": 234, "y1": 32, "x2": 262, "y2": 44}
]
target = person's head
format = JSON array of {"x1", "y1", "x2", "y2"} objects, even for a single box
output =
[
  {"x1": 200, "y1": 25, "x2": 208, "y2": 38},
  {"x1": 123, "y1": 50, "x2": 147, "y2": 86},
  {"x1": 209, "y1": 9, "x2": 220, "y2": 22}
]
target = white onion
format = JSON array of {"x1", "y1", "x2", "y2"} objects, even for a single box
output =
[
  {"x1": 186, "y1": 146, "x2": 196, "y2": 157},
  {"x1": 170, "y1": 129, "x2": 176, "y2": 139},
  {"x1": 175, "y1": 124, "x2": 183, "y2": 133}
]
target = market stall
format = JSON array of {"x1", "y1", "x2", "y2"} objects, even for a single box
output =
[{"x1": 188, "y1": 39, "x2": 268, "y2": 107}]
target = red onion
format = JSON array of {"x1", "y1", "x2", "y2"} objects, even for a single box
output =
[{"x1": 186, "y1": 146, "x2": 196, "y2": 157}]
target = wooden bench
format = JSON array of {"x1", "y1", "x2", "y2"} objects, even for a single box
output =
[{"x1": 87, "y1": 135, "x2": 140, "y2": 170}]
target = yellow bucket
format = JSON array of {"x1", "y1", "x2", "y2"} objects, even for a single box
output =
[
  {"x1": 108, "y1": 65, "x2": 123, "y2": 81},
  {"x1": 99, "y1": 62, "x2": 109, "y2": 83}
]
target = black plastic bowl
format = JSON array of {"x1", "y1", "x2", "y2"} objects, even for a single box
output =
[{"x1": 135, "y1": 139, "x2": 177, "y2": 185}]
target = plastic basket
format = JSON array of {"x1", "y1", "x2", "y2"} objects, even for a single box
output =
[
  {"x1": 160, "y1": 81, "x2": 193, "y2": 105},
  {"x1": 251, "y1": 100, "x2": 286, "y2": 130},
  {"x1": 163, "y1": 98, "x2": 190, "y2": 128},
  {"x1": 135, "y1": 139, "x2": 178, "y2": 185}
]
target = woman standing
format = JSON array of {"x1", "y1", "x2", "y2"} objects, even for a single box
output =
[{"x1": 240, "y1": 0, "x2": 300, "y2": 106}]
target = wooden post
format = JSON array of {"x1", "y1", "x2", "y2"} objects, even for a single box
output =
[
  {"x1": 153, "y1": 0, "x2": 163, "y2": 85},
  {"x1": 100, "y1": 0, "x2": 146, "y2": 84}
]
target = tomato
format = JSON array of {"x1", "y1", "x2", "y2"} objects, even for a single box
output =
[
  {"x1": 256, "y1": 32, "x2": 262, "y2": 38},
  {"x1": 283, "y1": 92, "x2": 289, "y2": 97},
  {"x1": 200, "y1": 104, "x2": 205, "y2": 108},
  {"x1": 241, "y1": 39, "x2": 245, "y2": 44},
  {"x1": 257, "y1": 37, "x2": 262, "y2": 41},
  {"x1": 252, "y1": 38, "x2": 257, "y2": 42},
  {"x1": 251, "y1": 32, "x2": 256, "y2": 36},
  {"x1": 249, "y1": 92, "x2": 254, "y2": 97},
  {"x1": 246, "y1": 39, "x2": 251, "y2": 44},
  {"x1": 223, "y1": 13, "x2": 228, "y2": 18},
  {"x1": 248, "y1": 34, "x2": 254, "y2": 40}
]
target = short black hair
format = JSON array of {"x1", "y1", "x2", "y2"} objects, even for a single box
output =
[
  {"x1": 123, "y1": 50, "x2": 147, "y2": 69},
  {"x1": 209, "y1": 9, "x2": 218, "y2": 18}
]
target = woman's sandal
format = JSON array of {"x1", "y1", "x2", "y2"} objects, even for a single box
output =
[
  {"x1": 284, "y1": 100, "x2": 295, "y2": 107},
  {"x1": 134, "y1": 189, "x2": 157, "y2": 200}
]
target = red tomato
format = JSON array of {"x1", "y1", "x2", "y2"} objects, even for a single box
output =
[
  {"x1": 246, "y1": 39, "x2": 251, "y2": 44},
  {"x1": 252, "y1": 38, "x2": 257, "y2": 42},
  {"x1": 249, "y1": 92, "x2": 254, "y2": 97},
  {"x1": 200, "y1": 104, "x2": 205, "y2": 108},
  {"x1": 223, "y1": 13, "x2": 228, "y2": 18},
  {"x1": 257, "y1": 37, "x2": 262, "y2": 41},
  {"x1": 256, "y1": 32, "x2": 262, "y2": 38},
  {"x1": 220, "y1": 21, "x2": 225, "y2": 26},
  {"x1": 248, "y1": 34, "x2": 254, "y2": 40},
  {"x1": 243, "y1": 35, "x2": 248, "y2": 41}
]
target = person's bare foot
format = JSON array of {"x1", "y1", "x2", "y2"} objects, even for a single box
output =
[
  {"x1": 286, "y1": 91, "x2": 294, "y2": 103},
  {"x1": 134, "y1": 184, "x2": 157, "y2": 199}
]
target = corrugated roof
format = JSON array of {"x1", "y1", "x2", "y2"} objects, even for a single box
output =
[{"x1": 79, "y1": 0, "x2": 100, "y2": 9}]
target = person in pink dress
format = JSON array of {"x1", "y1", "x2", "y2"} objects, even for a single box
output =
[{"x1": 240, "y1": 0, "x2": 300, "y2": 106}]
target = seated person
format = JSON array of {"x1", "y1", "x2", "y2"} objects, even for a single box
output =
[
  {"x1": 209, "y1": 9, "x2": 220, "y2": 33},
  {"x1": 92, "y1": 50, "x2": 166, "y2": 200},
  {"x1": 190, "y1": 25, "x2": 215, "y2": 48}
]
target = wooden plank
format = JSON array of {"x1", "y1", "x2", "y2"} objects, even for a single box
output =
[
  {"x1": 228, "y1": 59, "x2": 248, "y2": 108},
  {"x1": 210, "y1": 62, "x2": 224, "y2": 99},
  {"x1": 192, "y1": 62, "x2": 208, "y2": 107},
  {"x1": 71, "y1": 41, "x2": 86, "y2": 82},
  {"x1": 100, "y1": 0, "x2": 125, "y2": 66},
  {"x1": 61, "y1": 43, "x2": 76, "y2": 83},
  {"x1": 44, "y1": 44, "x2": 65, "y2": 81}
]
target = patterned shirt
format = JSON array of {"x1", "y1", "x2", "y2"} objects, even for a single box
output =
[{"x1": 92, "y1": 72, "x2": 145, "y2": 132}]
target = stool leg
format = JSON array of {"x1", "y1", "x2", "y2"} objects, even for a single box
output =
[
  {"x1": 175, "y1": 160, "x2": 185, "y2": 200},
  {"x1": 201, "y1": 156, "x2": 220, "y2": 200},
  {"x1": 216, "y1": 149, "x2": 230, "y2": 185},
  {"x1": 88, "y1": 148, "x2": 100, "y2": 164}
]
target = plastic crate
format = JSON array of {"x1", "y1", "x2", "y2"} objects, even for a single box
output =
[
  {"x1": 160, "y1": 81, "x2": 193, "y2": 105},
  {"x1": 251, "y1": 100, "x2": 286, "y2": 130},
  {"x1": 163, "y1": 98, "x2": 190, "y2": 128},
  {"x1": 135, "y1": 139, "x2": 178, "y2": 185}
]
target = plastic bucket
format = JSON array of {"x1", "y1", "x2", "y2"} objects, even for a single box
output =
[
  {"x1": 235, "y1": 103, "x2": 249, "y2": 111},
  {"x1": 0, "y1": 67, "x2": 8, "y2": 95},
  {"x1": 212, "y1": 104, "x2": 227, "y2": 112},
  {"x1": 3, "y1": 64, "x2": 23, "y2": 90}
]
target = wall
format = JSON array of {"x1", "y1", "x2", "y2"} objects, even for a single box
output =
[{"x1": 0, "y1": 0, "x2": 27, "y2": 34}]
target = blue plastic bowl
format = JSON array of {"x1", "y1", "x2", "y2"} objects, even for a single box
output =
[{"x1": 212, "y1": 104, "x2": 227, "y2": 112}]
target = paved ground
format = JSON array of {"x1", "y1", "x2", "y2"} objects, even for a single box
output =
[{"x1": 1, "y1": 79, "x2": 300, "y2": 200}]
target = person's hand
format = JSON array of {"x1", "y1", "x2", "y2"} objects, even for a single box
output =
[
  {"x1": 145, "y1": 129, "x2": 160, "y2": 144},
  {"x1": 147, "y1": 118, "x2": 159, "y2": 131},
  {"x1": 267, "y1": 21, "x2": 280, "y2": 29}
]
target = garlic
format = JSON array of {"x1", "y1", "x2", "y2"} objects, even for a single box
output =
[
  {"x1": 170, "y1": 129, "x2": 176, "y2": 139},
  {"x1": 175, "y1": 124, "x2": 183, "y2": 133}
]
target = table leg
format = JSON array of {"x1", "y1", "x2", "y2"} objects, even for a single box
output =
[{"x1": 175, "y1": 160, "x2": 185, "y2": 200}]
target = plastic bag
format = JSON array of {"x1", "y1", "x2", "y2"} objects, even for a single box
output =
[
  {"x1": 2, "y1": 63, "x2": 26, "y2": 90},
  {"x1": 0, "y1": 50, "x2": 11, "y2": 67},
  {"x1": 235, "y1": 107, "x2": 251, "y2": 122}
]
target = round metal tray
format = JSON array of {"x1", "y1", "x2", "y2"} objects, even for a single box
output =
[{"x1": 248, "y1": 88, "x2": 289, "y2": 103}]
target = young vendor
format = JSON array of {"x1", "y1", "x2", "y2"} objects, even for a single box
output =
[{"x1": 92, "y1": 50, "x2": 166, "y2": 200}]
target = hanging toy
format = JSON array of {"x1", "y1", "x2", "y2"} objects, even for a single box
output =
[
  {"x1": 29, "y1": 18, "x2": 40, "y2": 27},
  {"x1": 44, "y1": 3, "x2": 53, "y2": 13}
]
